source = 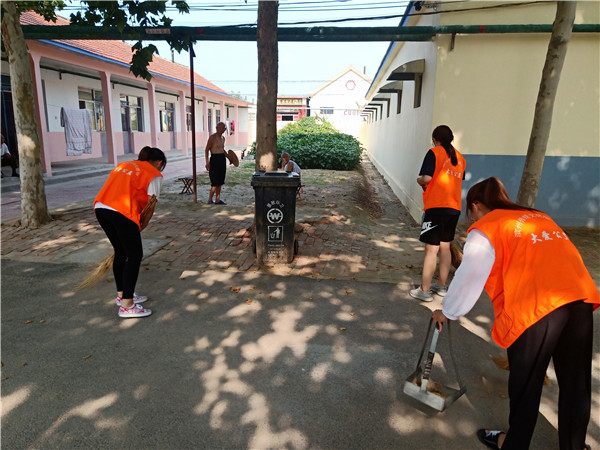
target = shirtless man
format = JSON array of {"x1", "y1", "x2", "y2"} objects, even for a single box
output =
[{"x1": 204, "y1": 122, "x2": 229, "y2": 204}]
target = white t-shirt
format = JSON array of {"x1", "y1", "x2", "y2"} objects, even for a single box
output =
[
  {"x1": 441, "y1": 229, "x2": 496, "y2": 320},
  {"x1": 1, "y1": 143, "x2": 11, "y2": 157}
]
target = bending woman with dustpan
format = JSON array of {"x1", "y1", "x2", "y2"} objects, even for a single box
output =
[
  {"x1": 92, "y1": 146, "x2": 166, "y2": 318},
  {"x1": 432, "y1": 177, "x2": 598, "y2": 450}
]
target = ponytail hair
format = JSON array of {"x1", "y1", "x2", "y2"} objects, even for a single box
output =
[
  {"x1": 138, "y1": 146, "x2": 167, "y2": 171},
  {"x1": 432, "y1": 125, "x2": 458, "y2": 166},
  {"x1": 466, "y1": 177, "x2": 537, "y2": 220}
]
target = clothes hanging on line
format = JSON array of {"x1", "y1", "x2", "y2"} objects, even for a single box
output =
[{"x1": 60, "y1": 107, "x2": 93, "y2": 156}]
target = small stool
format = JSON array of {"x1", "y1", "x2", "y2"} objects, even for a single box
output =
[{"x1": 178, "y1": 177, "x2": 194, "y2": 195}]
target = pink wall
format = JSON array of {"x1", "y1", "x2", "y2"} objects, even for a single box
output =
[{"x1": 131, "y1": 133, "x2": 153, "y2": 153}]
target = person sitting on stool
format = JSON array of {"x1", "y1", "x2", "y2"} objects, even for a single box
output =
[{"x1": 281, "y1": 152, "x2": 303, "y2": 199}]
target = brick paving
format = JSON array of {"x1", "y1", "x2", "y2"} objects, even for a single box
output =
[{"x1": 2, "y1": 158, "x2": 598, "y2": 287}]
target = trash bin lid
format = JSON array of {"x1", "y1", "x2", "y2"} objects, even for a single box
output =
[{"x1": 251, "y1": 171, "x2": 300, "y2": 187}]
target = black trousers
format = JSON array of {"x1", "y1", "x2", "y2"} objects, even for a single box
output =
[
  {"x1": 95, "y1": 208, "x2": 143, "y2": 299},
  {"x1": 503, "y1": 300, "x2": 593, "y2": 450}
]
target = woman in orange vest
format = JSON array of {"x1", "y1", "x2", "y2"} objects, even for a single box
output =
[
  {"x1": 94, "y1": 146, "x2": 167, "y2": 319},
  {"x1": 410, "y1": 125, "x2": 466, "y2": 302},
  {"x1": 432, "y1": 177, "x2": 599, "y2": 450}
]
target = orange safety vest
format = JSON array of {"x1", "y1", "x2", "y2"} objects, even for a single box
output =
[
  {"x1": 94, "y1": 160, "x2": 162, "y2": 229},
  {"x1": 469, "y1": 209, "x2": 599, "y2": 348},
  {"x1": 422, "y1": 145, "x2": 466, "y2": 211}
]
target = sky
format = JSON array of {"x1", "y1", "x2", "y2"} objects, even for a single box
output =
[{"x1": 121, "y1": 0, "x2": 410, "y2": 103}]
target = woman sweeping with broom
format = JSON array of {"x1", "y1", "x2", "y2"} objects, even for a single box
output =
[
  {"x1": 432, "y1": 177, "x2": 599, "y2": 450},
  {"x1": 92, "y1": 146, "x2": 167, "y2": 318}
]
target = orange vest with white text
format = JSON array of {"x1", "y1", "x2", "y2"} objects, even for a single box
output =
[
  {"x1": 469, "y1": 209, "x2": 599, "y2": 348},
  {"x1": 94, "y1": 160, "x2": 162, "y2": 228},
  {"x1": 422, "y1": 145, "x2": 466, "y2": 211}
]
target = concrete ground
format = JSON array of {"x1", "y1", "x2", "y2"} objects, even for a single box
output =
[{"x1": 1, "y1": 154, "x2": 598, "y2": 449}]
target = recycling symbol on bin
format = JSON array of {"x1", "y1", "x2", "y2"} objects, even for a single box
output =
[{"x1": 267, "y1": 208, "x2": 283, "y2": 224}]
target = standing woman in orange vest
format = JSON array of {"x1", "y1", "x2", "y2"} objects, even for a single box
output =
[
  {"x1": 432, "y1": 177, "x2": 599, "y2": 450},
  {"x1": 94, "y1": 147, "x2": 167, "y2": 318},
  {"x1": 410, "y1": 125, "x2": 466, "y2": 302}
]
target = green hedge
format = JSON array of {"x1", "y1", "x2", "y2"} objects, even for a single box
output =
[
  {"x1": 249, "y1": 116, "x2": 363, "y2": 170},
  {"x1": 277, "y1": 133, "x2": 362, "y2": 170}
]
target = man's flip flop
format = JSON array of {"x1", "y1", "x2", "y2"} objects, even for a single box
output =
[
  {"x1": 207, "y1": 200, "x2": 214, "y2": 204},
  {"x1": 477, "y1": 429, "x2": 504, "y2": 450},
  {"x1": 215, "y1": 200, "x2": 226, "y2": 205}
]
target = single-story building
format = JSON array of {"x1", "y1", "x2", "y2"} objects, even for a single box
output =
[
  {"x1": 360, "y1": 1, "x2": 599, "y2": 226},
  {"x1": 310, "y1": 66, "x2": 371, "y2": 137},
  {"x1": 1, "y1": 11, "x2": 253, "y2": 176}
]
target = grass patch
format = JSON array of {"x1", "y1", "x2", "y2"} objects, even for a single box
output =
[{"x1": 194, "y1": 165, "x2": 354, "y2": 187}]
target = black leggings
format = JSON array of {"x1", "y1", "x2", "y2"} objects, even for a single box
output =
[
  {"x1": 503, "y1": 300, "x2": 593, "y2": 450},
  {"x1": 95, "y1": 208, "x2": 143, "y2": 299}
]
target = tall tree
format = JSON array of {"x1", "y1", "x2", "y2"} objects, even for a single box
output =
[
  {"x1": 0, "y1": 1, "x2": 189, "y2": 227},
  {"x1": 255, "y1": 1, "x2": 279, "y2": 171},
  {"x1": 1, "y1": 1, "x2": 52, "y2": 227},
  {"x1": 516, "y1": 1, "x2": 576, "y2": 207}
]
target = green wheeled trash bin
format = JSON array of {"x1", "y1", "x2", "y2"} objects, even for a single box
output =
[{"x1": 251, "y1": 171, "x2": 301, "y2": 263}]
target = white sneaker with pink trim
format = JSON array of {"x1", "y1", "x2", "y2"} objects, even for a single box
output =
[
  {"x1": 116, "y1": 293, "x2": 148, "y2": 306},
  {"x1": 118, "y1": 304, "x2": 152, "y2": 318}
]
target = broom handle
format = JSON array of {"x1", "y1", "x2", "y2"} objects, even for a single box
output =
[{"x1": 420, "y1": 327, "x2": 440, "y2": 392}]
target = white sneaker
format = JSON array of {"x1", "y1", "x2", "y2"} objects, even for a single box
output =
[
  {"x1": 116, "y1": 293, "x2": 148, "y2": 306},
  {"x1": 410, "y1": 286, "x2": 433, "y2": 302},
  {"x1": 431, "y1": 284, "x2": 448, "y2": 297},
  {"x1": 118, "y1": 303, "x2": 152, "y2": 318}
]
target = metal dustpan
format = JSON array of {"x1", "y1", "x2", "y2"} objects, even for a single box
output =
[{"x1": 403, "y1": 318, "x2": 466, "y2": 411}]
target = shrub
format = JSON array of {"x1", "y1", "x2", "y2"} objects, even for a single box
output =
[
  {"x1": 278, "y1": 115, "x2": 338, "y2": 135},
  {"x1": 250, "y1": 115, "x2": 363, "y2": 170},
  {"x1": 277, "y1": 133, "x2": 362, "y2": 170}
]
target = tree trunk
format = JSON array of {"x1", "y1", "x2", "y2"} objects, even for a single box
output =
[
  {"x1": 255, "y1": 1, "x2": 278, "y2": 171},
  {"x1": 1, "y1": 2, "x2": 52, "y2": 227},
  {"x1": 516, "y1": 1, "x2": 576, "y2": 207}
]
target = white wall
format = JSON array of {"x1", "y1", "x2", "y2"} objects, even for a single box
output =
[{"x1": 362, "y1": 12, "x2": 440, "y2": 220}]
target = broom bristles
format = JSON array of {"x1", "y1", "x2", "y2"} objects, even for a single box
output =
[
  {"x1": 77, "y1": 252, "x2": 114, "y2": 290},
  {"x1": 450, "y1": 240, "x2": 463, "y2": 268},
  {"x1": 492, "y1": 354, "x2": 550, "y2": 385}
]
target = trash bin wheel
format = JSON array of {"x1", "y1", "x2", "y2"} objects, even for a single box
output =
[
  {"x1": 294, "y1": 238, "x2": 299, "y2": 256},
  {"x1": 252, "y1": 238, "x2": 256, "y2": 254}
]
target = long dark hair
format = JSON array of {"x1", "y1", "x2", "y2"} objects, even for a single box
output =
[
  {"x1": 138, "y1": 146, "x2": 167, "y2": 171},
  {"x1": 466, "y1": 177, "x2": 537, "y2": 220},
  {"x1": 432, "y1": 125, "x2": 458, "y2": 166}
]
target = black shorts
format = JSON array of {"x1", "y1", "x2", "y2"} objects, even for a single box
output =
[
  {"x1": 209, "y1": 153, "x2": 226, "y2": 187},
  {"x1": 419, "y1": 210, "x2": 460, "y2": 245}
]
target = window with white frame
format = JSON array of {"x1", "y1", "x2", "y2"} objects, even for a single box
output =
[
  {"x1": 120, "y1": 94, "x2": 144, "y2": 131},
  {"x1": 78, "y1": 87, "x2": 105, "y2": 131},
  {"x1": 159, "y1": 100, "x2": 174, "y2": 132}
]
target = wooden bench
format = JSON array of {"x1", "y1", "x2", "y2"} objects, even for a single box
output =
[{"x1": 177, "y1": 177, "x2": 194, "y2": 195}]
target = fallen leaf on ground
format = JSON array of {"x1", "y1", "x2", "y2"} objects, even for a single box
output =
[
  {"x1": 25, "y1": 320, "x2": 32, "y2": 324},
  {"x1": 339, "y1": 327, "x2": 347, "y2": 331},
  {"x1": 246, "y1": 298, "x2": 252, "y2": 305},
  {"x1": 230, "y1": 286, "x2": 241, "y2": 293},
  {"x1": 345, "y1": 290, "x2": 352, "y2": 295},
  {"x1": 40, "y1": 320, "x2": 46, "y2": 323},
  {"x1": 83, "y1": 355, "x2": 92, "y2": 360},
  {"x1": 350, "y1": 312, "x2": 356, "y2": 316}
]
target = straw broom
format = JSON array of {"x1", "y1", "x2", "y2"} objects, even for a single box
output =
[{"x1": 77, "y1": 195, "x2": 157, "y2": 290}]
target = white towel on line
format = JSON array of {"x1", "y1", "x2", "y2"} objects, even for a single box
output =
[{"x1": 60, "y1": 107, "x2": 93, "y2": 156}]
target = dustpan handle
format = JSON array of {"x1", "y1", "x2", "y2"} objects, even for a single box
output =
[
  {"x1": 414, "y1": 317, "x2": 435, "y2": 371},
  {"x1": 447, "y1": 321, "x2": 467, "y2": 392},
  {"x1": 421, "y1": 326, "x2": 440, "y2": 391}
]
